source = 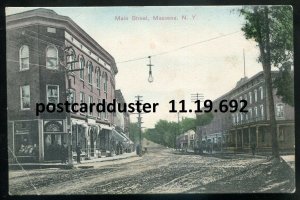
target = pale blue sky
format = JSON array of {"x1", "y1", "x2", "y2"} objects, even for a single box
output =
[{"x1": 6, "y1": 7, "x2": 264, "y2": 128}]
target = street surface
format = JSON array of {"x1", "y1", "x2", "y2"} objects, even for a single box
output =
[{"x1": 9, "y1": 144, "x2": 295, "y2": 194}]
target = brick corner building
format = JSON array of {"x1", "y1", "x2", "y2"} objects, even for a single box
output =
[{"x1": 6, "y1": 8, "x2": 131, "y2": 163}]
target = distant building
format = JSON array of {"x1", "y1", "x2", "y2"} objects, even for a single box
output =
[
  {"x1": 196, "y1": 71, "x2": 294, "y2": 153},
  {"x1": 176, "y1": 129, "x2": 195, "y2": 150},
  {"x1": 7, "y1": 8, "x2": 120, "y2": 163}
]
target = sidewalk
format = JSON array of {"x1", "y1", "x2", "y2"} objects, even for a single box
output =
[
  {"x1": 281, "y1": 155, "x2": 295, "y2": 171},
  {"x1": 9, "y1": 151, "x2": 138, "y2": 170}
]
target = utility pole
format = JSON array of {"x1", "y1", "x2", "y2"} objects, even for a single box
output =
[
  {"x1": 64, "y1": 46, "x2": 82, "y2": 166},
  {"x1": 135, "y1": 95, "x2": 143, "y2": 156}
]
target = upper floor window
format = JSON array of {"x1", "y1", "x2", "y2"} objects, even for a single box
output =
[
  {"x1": 276, "y1": 103, "x2": 284, "y2": 118},
  {"x1": 20, "y1": 85, "x2": 30, "y2": 110},
  {"x1": 254, "y1": 107, "x2": 258, "y2": 117},
  {"x1": 249, "y1": 92, "x2": 252, "y2": 104},
  {"x1": 88, "y1": 62, "x2": 93, "y2": 85},
  {"x1": 19, "y1": 45, "x2": 29, "y2": 70},
  {"x1": 79, "y1": 56, "x2": 85, "y2": 80},
  {"x1": 47, "y1": 27, "x2": 56, "y2": 33},
  {"x1": 88, "y1": 95, "x2": 93, "y2": 115},
  {"x1": 80, "y1": 92, "x2": 85, "y2": 103},
  {"x1": 260, "y1": 104, "x2": 264, "y2": 118},
  {"x1": 103, "y1": 72, "x2": 108, "y2": 98},
  {"x1": 98, "y1": 99, "x2": 101, "y2": 118},
  {"x1": 244, "y1": 94, "x2": 247, "y2": 102},
  {"x1": 96, "y1": 69, "x2": 101, "y2": 89},
  {"x1": 47, "y1": 85, "x2": 59, "y2": 104},
  {"x1": 254, "y1": 89, "x2": 258, "y2": 102},
  {"x1": 249, "y1": 108, "x2": 252, "y2": 119},
  {"x1": 259, "y1": 86, "x2": 264, "y2": 100},
  {"x1": 46, "y1": 46, "x2": 58, "y2": 69},
  {"x1": 232, "y1": 114, "x2": 235, "y2": 124}
]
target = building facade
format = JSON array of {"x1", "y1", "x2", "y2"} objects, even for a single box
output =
[
  {"x1": 176, "y1": 129, "x2": 195, "y2": 151},
  {"x1": 196, "y1": 71, "x2": 294, "y2": 153},
  {"x1": 7, "y1": 8, "x2": 123, "y2": 163}
]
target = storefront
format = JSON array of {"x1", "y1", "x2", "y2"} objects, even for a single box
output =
[
  {"x1": 12, "y1": 120, "x2": 39, "y2": 163},
  {"x1": 43, "y1": 120, "x2": 66, "y2": 162}
]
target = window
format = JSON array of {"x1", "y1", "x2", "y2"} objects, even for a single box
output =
[
  {"x1": 79, "y1": 56, "x2": 85, "y2": 80},
  {"x1": 47, "y1": 27, "x2": 56, "y2": 33},
  {"x1": 88, "y1": 96, "x2": 93, "y2": 115},
  {"x1": 260, "y1": 104, "x2": 264, "y2": 119},
  {"x1": 69, "y1": 89, "x2": 75, "y2": 104},
  {"x1": 249, "y1": 92, "x2": 252, "y2": 104},
  {"x1": 244, "y1": 94, "x2": 247, "y2": 102},
  {"x1": 98, "y1": 99, "x2": 101, "y2": 118},
  {"x1": 232, "y1": 114, "x2": 235, "y2": 124},
  {"x1": 96, "y1": 69, "x2": 101, "y2": 89},
  {"x1": 20, "y1": 85, "x2": 30, "y2": 110},
  {"x1": 19, "y1": 45, "x2": 29, "y2": 70},
  {"x1": 249, "y1": 108, "x2": 252, "y2": 119},
  {"x1": 278, "y1": 129, "x2": 284, "y2": 141},
  {"x1": 236, "y1": 113, "x2": 239, "y2": 123},
  {"x1": 276, "y1": 104, "x2": 284, "y2": 118},
  {"x1": 80, "y1": 92, "x2": 85, "y2": 104},
  {"x1": 103, "y1": 72, "x2": 108, "y2": 98},
  {"x1": 240, "y1": 113, "x2": 243, "y2": 122},
  {"x1": 88, "y1": 62, "x2": 93, "y2": 84},
  {"x1": 67, "y1": 49, "x2": 76, "y2": 70},
  {"x1": 254, "y1": 89, "x2": 258, "y2": 102},
  {"x1": 254, "y1": 107, "x2": 258, "y2": 118},
  {"x1": 46, "y1": 46, "x2": 58, "y2": 69},
  {"x1": 259, "y1": 86, "x2": 263, "y2": 100},
  {"x1": 47, "y1": 85, "x2": 59, "y2": 104},
  {"x1": 245, "y1": 112, "x2": 248, "y2": 121}
]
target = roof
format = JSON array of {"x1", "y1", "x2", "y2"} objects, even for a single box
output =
[
  {"x1": 6, "y1": 8, "x2": 118, "y2": 74},
  {"x1": 115, "y1": 89, "x2": 126, "y2": 103}
]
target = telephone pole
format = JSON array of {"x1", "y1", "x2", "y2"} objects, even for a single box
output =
[
  {"x1": 135, "y1": 95, "x2": 143, "y2": 156},
  {"x1": 64, "y1": 46, "x2": 82, "y2": 166}
]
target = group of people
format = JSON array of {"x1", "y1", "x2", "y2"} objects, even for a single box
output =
[{"x1": 60, "y1": 143, "x2": 82, "y2": 164}]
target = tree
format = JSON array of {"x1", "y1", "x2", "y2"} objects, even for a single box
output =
[
  {"x1": 129, "y1": 122, "x2": 140, "y2": 143},
  {"x1": 195, "y1": 113, "x2": 214, "y2": 127},
  {"x1": 240, "y1": 6, "x2": 293, "y2": 158}
]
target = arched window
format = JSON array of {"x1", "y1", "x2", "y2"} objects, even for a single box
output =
[
  {"x1": 88, "y1": 62, "x2": 93, "y2": 84},
  {"x1": 67, "y1": 49, "x2": 76, "y2": 70},
  {"x1": 46, "y1": 46, "x2": 58, "y2": 69},
  {"x1": 96, "y1": 68, "x2": 101, "y2": 89},
  {"x1": 79, "y1": 56, "x2": 85, "y2": 80},
  {"x1": 19, "y1": 45, "x2": 29, "y2": 70},
  {"x1": 103, "y1": 72, "x2": 108, "y2": 98}
]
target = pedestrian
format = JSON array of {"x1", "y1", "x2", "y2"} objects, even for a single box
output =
[
  {"x1": 76, "y1": 143, "x2": 82, "y2": 164},
  {"x1": 251, "y1": 142, "x2": 256, "y2": 156},
  {"x1": 61, "y1": 142, "x2": 68, "y2": 164}
]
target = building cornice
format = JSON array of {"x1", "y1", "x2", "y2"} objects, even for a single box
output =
[{"x1": 6, "y1": 8, "x2": 118, "y2": 74}]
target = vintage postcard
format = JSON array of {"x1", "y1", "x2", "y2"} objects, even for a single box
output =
[{"x1": 6, "y1": 6, "x2": 295, "y2": 194}]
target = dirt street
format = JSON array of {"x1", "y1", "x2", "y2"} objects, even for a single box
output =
[{"x1": 9, "y1": 146, "x2": 295, "y2": 194}]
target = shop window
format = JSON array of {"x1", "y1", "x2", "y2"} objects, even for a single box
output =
[
  {"x1": 20, "y1": 85, "x2": 30, "y2": 110},
  {"x1": 14, "y1": 121, "x2": 39, "y2": 159},
  {"x1": 19, "y1": 45, "x2": 29, "y2": 70},
  {"x1": 46, "y1": 46, "x2": 58, "y2": 69},
  {"x1": 47, "y1": 85, "x2": 59, "y2": 104}
]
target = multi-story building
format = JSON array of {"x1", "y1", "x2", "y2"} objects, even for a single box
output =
[
  {"x1": 7, "y1": 8, "x2": 120, "y2": 163},
  {"x1": 176, "y1": 129, "x2": 195, "y2": 150},
  {"x1": 196, "y1": 71, "x2": 294, "y2": 153}
]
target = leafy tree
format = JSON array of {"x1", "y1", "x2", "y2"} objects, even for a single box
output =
[
  {"x1": 240, "y1": 6, "x2": 293, "y2": 158},
  {"x1": 195, "y1": 113, "x2": 214, "y2": 127},
  {"x1": 128, "y1": 122, "x2": 140, "y2": 143}
]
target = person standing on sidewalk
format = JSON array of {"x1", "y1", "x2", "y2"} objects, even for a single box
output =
[
  {"x1": 251, "y1": 142, "x2": 256, "y2": 156},
  {"x1": 76, "y1": 143, "x2": 82, "y2": 164}
]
